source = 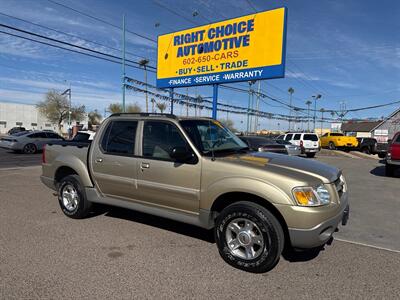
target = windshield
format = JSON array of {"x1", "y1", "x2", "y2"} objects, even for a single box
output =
[{"x1": 180, "y1": 119, "x2": 247, "y2": 155}]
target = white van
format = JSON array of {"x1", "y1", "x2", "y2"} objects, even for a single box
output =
[{"x1": 279, "y1": 132, "x2": 320, "y2": 158}]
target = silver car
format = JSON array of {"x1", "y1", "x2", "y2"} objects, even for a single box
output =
[
  {"x1": 275, "y1": 139, "x2": 302, "y2": 156},
  {"x1": 0, "y1": 130, "x2": 63, "y2": 153}
]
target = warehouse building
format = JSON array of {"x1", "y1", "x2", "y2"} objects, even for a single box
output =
[
  {"x1": 341, "y1": 107, "x2": 400, "y2": 143},
  {"x1": 0, "y1": 102, "x2": 88, "y2": 135}
]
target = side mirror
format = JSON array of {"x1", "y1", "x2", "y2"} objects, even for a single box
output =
[{"x1": 170, "y1": 146, "x2": 193, "y2": 163}]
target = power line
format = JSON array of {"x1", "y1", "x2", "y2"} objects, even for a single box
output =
[
  {"x1": 0, "y1": 11, "x2": 148, "y2": 60},
  {"x1": 151, "y1": 0, "x2": 199, "y2": 26},
  {"x1": 0, "y1": 23, "x2": 157, "y2": 71},
  {"x1": 0, "y1": 30, "x2": 146, "y2": 71},
  {"x1": 46, "y1": 0, "x2": 156, "y2": 43}
]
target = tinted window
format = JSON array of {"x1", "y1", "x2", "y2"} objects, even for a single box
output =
[
  {"x1": 284, "y1": 134, "x2": 293, "y2": 141},
  {"x1": 73, "y1": 133, "x2": 90, "y2": 142},
  {"x1": 143, "y1": 121, "x2": 188, "y2": 160},
  {"x1": 303, "y1": 134, "x2": 319, "y2": 141},
  {"x1": 293, "y1": 134, "x2": 301, "y2": 140},
  {"x1": 330, "y1": 133, "x2": 344, "y2": 137},
  {"x1": 101, "y1": 121, "x2": 137, "y2": 155},
  {"x1": 46, "y1": 132, "x2": 61, "y2": 139},
  {"x1": 395, "y1": 134, "x2": 400, "y2": 143},
  {"x1": 27, "y1": 132, "x2": 46, "y2": 138},
  {"x1": 321, "y1": 133, "x2": 328, "y2": 137}
]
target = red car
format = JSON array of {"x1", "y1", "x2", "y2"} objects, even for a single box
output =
[{"x1": 386, "y1": 132, "x2": 400, "y2": 176}]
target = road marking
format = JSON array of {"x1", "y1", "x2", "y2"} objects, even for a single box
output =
[{"x1": 336, "y1": 238, "x2": 400, "y2": 254}]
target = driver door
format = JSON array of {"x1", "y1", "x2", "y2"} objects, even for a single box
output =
[{"x1": 136, "y1": 120, "x2": 201, "y2": 214}]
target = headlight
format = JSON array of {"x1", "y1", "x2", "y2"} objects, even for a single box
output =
[{"x1": 292, "y1": 185, "x2": 331, "y2": 206}]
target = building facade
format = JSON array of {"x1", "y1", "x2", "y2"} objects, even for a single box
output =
[{"x1": 0, "y1": 102, "x2": 88, "y2": 134}]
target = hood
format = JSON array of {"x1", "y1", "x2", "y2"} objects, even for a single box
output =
[{"x1": 221, "y1": 151, "x2": 340, "y2": 184}]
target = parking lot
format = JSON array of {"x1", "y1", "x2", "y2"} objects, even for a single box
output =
[{"x1": 1, "y1": 148, "x2": 399, "y2": 298}]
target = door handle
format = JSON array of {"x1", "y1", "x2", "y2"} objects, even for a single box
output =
[
  {"x1": 95, "y1": 158, "x2": 103, "y2": 163},
  {"x1": 141, "y1": 162, "x2": 150, "y2": 169}
]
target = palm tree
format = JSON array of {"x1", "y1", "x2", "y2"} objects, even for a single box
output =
[{"x1": 156, "y1": 102, "x2": 167, "y2": 113}]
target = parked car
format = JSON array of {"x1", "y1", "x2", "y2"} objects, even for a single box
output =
[
  {"x1": 281, "y1": 132, "x2": 320, "y2": 158},
  {"x1": 72, "y1": 130, "x2": 96, "y2": 143},
  {"x1": 274, "y1": 139, "x2": 302, "y2": 156},
  {"x1": 320, "y1": 133, "x2": 358, "y2": 150},
  {"x1": 239, "y1": 136, "x2": 288, "y2": 154},
  {"x1": 40, "y1": 114, "x2": 349, "y2": 273},
  {"x1": 386, "y1": 132, "x2": 400, "y2": 177},
  {"x1": 8, "y1": 126, "x2": 26, "y2": 135},
  {"x1": 356, "y1": 137, "x2": 388, "y2": 158},
  {"x1": 0, "y1": 130, "x2": 63, "y2": 153}
]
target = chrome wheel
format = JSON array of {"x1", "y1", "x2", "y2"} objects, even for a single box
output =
[
  {"x1": 61, "y1": 184, "x2": 79, "y2": 212},
  {"x1": 23, "y1": 143, "x2": 36, "y2": 154},
  {"x1": 225, "y1": 218, "x2": 265, "y2": 260}
]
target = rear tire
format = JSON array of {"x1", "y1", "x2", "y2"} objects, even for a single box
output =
[
  {"x1": 378, "y1": 153, "x2": 386, "y2": 159},
  {"x1": 23, "y1": 143, "x2": 37, "y2": 154},
  {"x1": 328, "y1": 142, "x2": 336, "y2": 150},
  {"x1": 214, "y1": 201, "x2": 284, "y2": 273},
  {"x1": 306, "y1": 152, "x2": 316, "y2": 158},
  {"x1": 58, "y1": 175, "x2": 92, "y2": 219},
  {"x1": 361, "y1": 147, "x2": 370, "y2": 154}
]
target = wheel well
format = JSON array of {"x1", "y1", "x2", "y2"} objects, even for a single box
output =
[
  {"x1": 211, "y1": 192, "x2": 291, "y2": 247},
  {"x1": 55, "y1": 166, "x2": 77, "y2": 184}
]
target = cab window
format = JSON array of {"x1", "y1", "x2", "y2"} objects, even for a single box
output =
[
  {"x1": 101, "y1": 120, "x2": 137, "y2": 155},
  {"x1": 142, "y1": 121, "x2": 191, "y2": 161},
  {"x1": 293, "y1": 134, "x2": 301, "y2": 140}
]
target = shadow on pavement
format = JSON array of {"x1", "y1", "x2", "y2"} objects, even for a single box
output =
[
  {"x1": 370, "y1": 166, "x2": 400, "y2": 177},
  {"x1": 103, "y1": 205, "x2": 215, "y2": 243},
  {"x1": 282, "y1": 245, "x2": 325, "y2": 262}
]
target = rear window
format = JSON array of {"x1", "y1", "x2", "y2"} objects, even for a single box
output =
[
  {"x1": 293, "y1": 134, "x2": 301, "y2": 140},
  {"x1": 330, "y1": 133, "x2": 344, "y2": 136},
  {"x1": 303, "y1": 134, "x2": 318, "y2": 141},
  {"x1": 101, "y1": 121, "x2": 138, "y2": 155},
  {"x1": 395, "y1": 134, "x2": 400, "y2": 143}
]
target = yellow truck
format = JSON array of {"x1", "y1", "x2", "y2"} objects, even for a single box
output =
[{"x1": 320, "y1": 133, "x2": 359, "y2": 150}]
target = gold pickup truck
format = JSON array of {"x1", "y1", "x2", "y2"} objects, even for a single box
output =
[
  {"x1": 320, "y1": 133, "x2": 359, "y2": 150},
  {"x1": 40, "y1": 114, "x2": 349, "y2": 273}
]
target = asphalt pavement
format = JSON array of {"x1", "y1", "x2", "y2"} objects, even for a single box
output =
[{"x1": 0, "y1": 152, "x2": 399, "y2": 299}]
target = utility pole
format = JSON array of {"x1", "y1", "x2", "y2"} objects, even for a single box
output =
[
  {"x1": 139, "y1": 59, "x2": 150, "y2": 112},
  {"x1": 320, "y1": 108, "x2": 325, "y2": 135},
  {"x1": 255, "y1": 81, "x2": 261, "y2": 133},
  {"x1": 288, "y1": 87, "x2": 294, "y2": 131},
  {"x1": 61, "y1": 82, "x2": 71, "y2": 137},
  {"x1": 247, "y1": 81, "x2": 255, "y2": 134},
  {"x1": 121, "y1": 14, "x2": 126, "y2": 112},
  {"x1": 312, "y1": 94, "x2": 322, "y2": 131},
  {"x1": 306, "y1": 100, "x2": 312, "y2": 132}
]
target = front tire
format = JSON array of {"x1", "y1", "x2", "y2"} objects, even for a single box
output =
[
  {"x1": 58, "y1": 175, "x2": 92, "y2": 219},
  {"x1": 214, "y1": 201, "x2": 284, "y2": 273},
  {"x1": 23, "y1": 143, "x2": 37, "y2": 154},
  {"x1": 328, "y1": 142, "x2": 336, "y2": 150}
]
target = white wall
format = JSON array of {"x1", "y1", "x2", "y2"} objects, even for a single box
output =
[{"x1": 0, "y1": 102, "x2": 88, "y2": 134}]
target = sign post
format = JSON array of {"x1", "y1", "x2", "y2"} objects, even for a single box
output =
[
  {"x1": 212, "y1": 84, "x2": 218, "y2": 119},
  {"x1": 169, "y1": 88, "x2": 174, "y2": 114}
]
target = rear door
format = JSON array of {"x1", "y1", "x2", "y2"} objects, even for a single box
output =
[
  {"x1": 90, "y1": 119, "x2": 140, "y2": 200},
  {"x1": 29, "y1": 132, "x2": 49, "y2": 150},
  {"x1": 136, "y1": 120, "x2": 201, "y2": 213},
  {"x1": 302, "y1": 134, "x2": 319, "y2": 150}
]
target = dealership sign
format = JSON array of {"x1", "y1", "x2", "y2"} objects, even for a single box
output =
[{"x1": 156, "y1": 7, "x2": 287, "y2": 88}]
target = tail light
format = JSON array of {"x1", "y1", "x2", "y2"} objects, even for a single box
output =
[{"x1": 42, "y1": 144, "x2": 46, "y2": 164}]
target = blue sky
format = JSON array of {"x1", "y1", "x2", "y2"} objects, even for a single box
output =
[{"x1": 0, "y1": 0, "x2": 399, "y2": 131}]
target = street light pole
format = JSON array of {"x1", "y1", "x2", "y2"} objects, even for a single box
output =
[
  {"x1": 139, "y1": 59, "x2": 150, "y2": 113},
  {"x1": 312, "y1": 94, "x2": 322, "y2": 131},
  {"x1": 122, "y1": 14, "x2": 126, "y2": 112},
  {"x1": 306, "y1": 100, "x2": 312, "y2": 132},
  {"x1": 320, "y1": 108, "x2": 325, "y2": 135},
  {"x1": 288, "y1": 87, "x2": 294, "y2": 131}
]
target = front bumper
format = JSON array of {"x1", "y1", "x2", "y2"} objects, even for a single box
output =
[
  {"x1": 386, "y1": 159, "x2": 400, "y2": 166},
  {"x1": 283, "y1": 191, "x2": 349, "y2": 249}
]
